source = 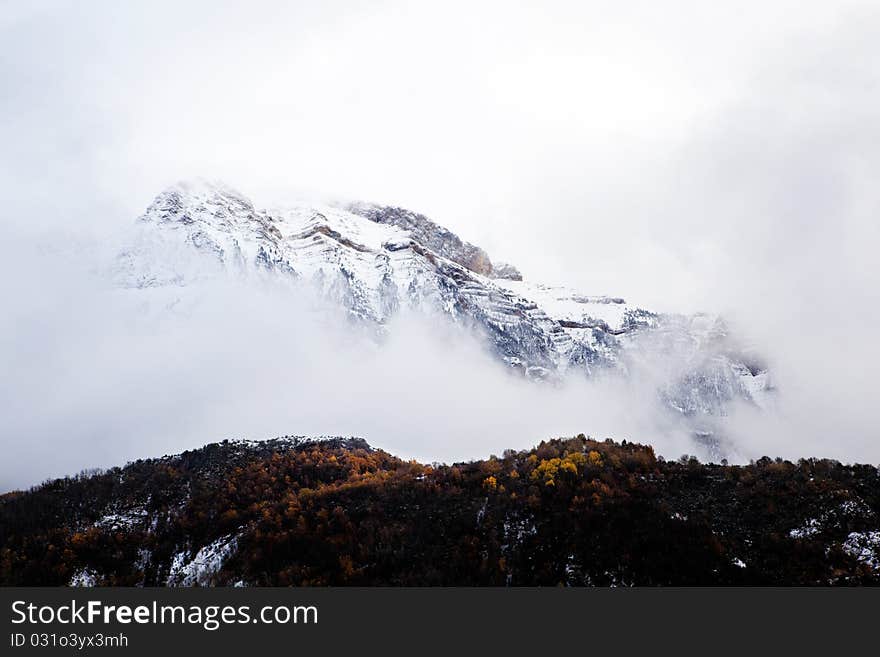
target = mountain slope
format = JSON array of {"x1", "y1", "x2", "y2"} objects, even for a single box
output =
[
  {"x1": 113, "y1": 180, "x2": 773, "y2": 440},
  {"x1": 1, "y1": 435, "x2": 877, "y2": 586}
]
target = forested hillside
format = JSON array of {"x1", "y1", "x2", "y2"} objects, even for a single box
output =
[{"x1": 2, "y1": 436, "x2": 878, "y2": 586}]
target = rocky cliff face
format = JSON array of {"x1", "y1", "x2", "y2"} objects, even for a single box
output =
[{"x1": 113, "y1": 180, "x2": 773, "y2": 445}]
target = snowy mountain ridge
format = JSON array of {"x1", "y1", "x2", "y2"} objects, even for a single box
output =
[{"x1": 113, "y1": 179, "x2": 773, "y2": 452}]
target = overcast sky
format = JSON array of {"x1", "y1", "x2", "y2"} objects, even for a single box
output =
[{"x1": 2, "y1": 1, "x2": 879, "y2": 486}]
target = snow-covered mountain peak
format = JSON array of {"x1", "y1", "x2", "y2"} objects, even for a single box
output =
[
  {"x1": 113, "y1": 180, "x2": 774, "y2": 455},
  {"x1": 140, "y1": 179, "x2": 255, "y2": 221},
  {"x1": 345, "y1": 201, "x2": 522, "y2": 281}
]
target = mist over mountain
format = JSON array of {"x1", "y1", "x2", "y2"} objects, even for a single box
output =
[
  {"x1": 0, "y1": 173, "x2": 876, "y2": 492},
  {"x1": 117, "y1": 179, "x2": 772, "y2": 420}
]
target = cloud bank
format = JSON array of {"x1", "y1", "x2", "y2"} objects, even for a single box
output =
[{"x1": 0, "y1": 241, "x2": 698, "y2": 490}]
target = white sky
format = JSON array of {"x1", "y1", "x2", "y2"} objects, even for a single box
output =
[{"x1": 2, "y1": 1, "x2": 879, "y2": 485}]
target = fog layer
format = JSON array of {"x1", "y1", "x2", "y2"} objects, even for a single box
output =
[{"x1": 0, "y1": 241, "x2": 698, "y2": 490}]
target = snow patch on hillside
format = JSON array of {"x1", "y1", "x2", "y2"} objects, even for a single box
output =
[
  {"x1": 69, "y1": 568, "x2": 98, "y2": 587},
  {"x1": 166, "y1": 533, "x2": 240, "y2": 586},
  {"x1": 843, "y1": 531, "x2": 880, "y2": 570}
]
